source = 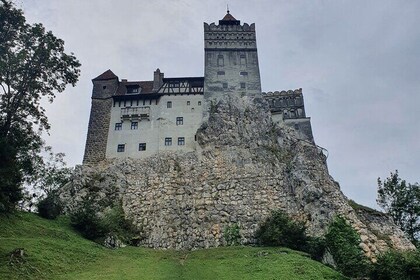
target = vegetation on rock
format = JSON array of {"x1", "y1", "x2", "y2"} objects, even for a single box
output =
[
  {"x1": 325, "y1": 216, "x2": 371, "y2": 278},
  {"x1": 255, "y1": 210, "x2": 326, "y2": 261}
]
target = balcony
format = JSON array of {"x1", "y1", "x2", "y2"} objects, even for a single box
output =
[{"x1": 121, "y1": 106, "x2": 150, "y2": 121}]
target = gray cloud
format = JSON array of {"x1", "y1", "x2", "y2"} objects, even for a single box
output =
[{"x1": 20, "y1": 0, "x2": 420, "y2": 208}]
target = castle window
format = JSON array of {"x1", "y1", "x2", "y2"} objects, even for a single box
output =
[
  {"x1": 165, "y1": 137, "x2": 172, "y2": 146},
  {"x1": 187, "y1": 101, "x2": 190, "y2": 105},
  {"x1": 240, "y1": 71, "x2": 248, "y2": 76},
  {"x1": 217, "y1": 55, "x2": 224, "y2": 67},
  {"x1": 176, "y1": 117, "x2": 183, "y2": 125},
  {"x1": 126, "y1": 85, "x2": 140, "y2": 94},
  {"x1": 178, "y1": 137, "x2": 185, "y2": 146},
  {"x1": 117, "y1": 144, "x2": 125, "y2": 152},
  {"x1": 131, "y1": 122, "x2": 138, "y2": 130},
  {"x1": 240, "y1": 82, "x2": 246, "y2": 89},
  {"x1": 167, "y1": 101, "x2": 172, "y2": 108},
  {"x1": 115, "y1": 123, "x2": 122, "y2": 130},
  {"x1": 138, "y1": 143, "x2": 146, "y2": 151},
  {"x1": 240, "y1": 54, "x2": 246, "y2": 65},
  {"x1": 217, "y1": 71, "x2": 225, "y2": 75},
  {"x1": 223, "y1": 83, "x2": 228, "y2": 89},
  {"x1": 198, "y1": 101, "x2": 201, "y2": 106},
  {"x1": 169, "y1": 81, "x2": 180, "y2": 88},
  {"x1": 103, "y1": 86, "x2": 107, "y2": 89}
]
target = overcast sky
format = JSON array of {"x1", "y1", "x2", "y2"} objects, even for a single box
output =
[{"x1": 19, "y1": 0, "x2": 420, "y2": 209}]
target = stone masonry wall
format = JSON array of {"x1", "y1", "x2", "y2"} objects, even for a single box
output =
[
  {"x1": 65, "y1": 94, "x2": 415, "y2": 260},
  {"x1": 83, "y1": 98, "x2": 112, "y2": 163}
]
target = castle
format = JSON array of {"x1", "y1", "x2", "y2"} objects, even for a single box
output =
[
  {"x1": 65, "y1": 11, "x2": 415, "y2": 253},
  {"x1": 83, "y1": 11, "x2": 314, "y2": 163}
]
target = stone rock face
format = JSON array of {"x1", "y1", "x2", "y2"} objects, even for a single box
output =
[{"x1": 61, "y1": 95, "x2": 415, "y2": 256}]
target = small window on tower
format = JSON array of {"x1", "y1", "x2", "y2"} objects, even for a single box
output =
[
  {"x1": 187, "y1": 101, "x2": 190, "y2": 105},
  {"x1": 240, "y1": 71, "x2": 248, "y2": 76},
  {"x1": 223, "y1": 83, "x2": 228, "y2": 89},
  {"x1": 167, "y1": 101, "x2": 172, "y2": 108},
  {"x1": 198, "y1": 101, "x2": 201, "y2": 106},
  {"x1": 240, "y1": 54, "x2": 246, "y2": 65},
  {"x1": 115, "y1": 123, "x2": 122, "y2": 130},
  {"x1": 117, "y1": 144, "x2": 125, "y2": 152},
  {"x1": 240, "y1": 82, "x2": 246, "y2": 89},
  {"x1": 217, "y1": 55, "x2": 224, "y2": 67},
  {"x1": 178, "y1": 137, "x2": 185, "y2": 146},
  {"x1": 217, "y1": 71, "x2": 225, "y2": 75}
]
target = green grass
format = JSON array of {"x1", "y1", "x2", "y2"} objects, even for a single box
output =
[{"x1": 0, "y1": 212, "x2": 346, "y2": 280}]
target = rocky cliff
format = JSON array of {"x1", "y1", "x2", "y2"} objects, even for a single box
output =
[{"x1": 61, "y1": 95, "x2": 415, "y2": 260}]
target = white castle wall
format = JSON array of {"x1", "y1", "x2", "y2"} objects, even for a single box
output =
[{"x1": 106, "y1": 94, "x2": 203, "y2": 159}]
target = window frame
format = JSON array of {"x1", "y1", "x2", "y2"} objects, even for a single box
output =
[
  {"x1": 117, "y1": 144, "x2": 125, "y2": 152},
  {"x1": 131, "y1": 121, "x2": 138, "y2": 130},
  {"x1": 178, "y1": 137, "x2": 185, "y2": 146},
  {"x1": 176, "y1": 117, "x2": 183, "y2": 125},
  {"x1": 115, "y1": 123, "x2": 122, "y2": 130},
  {"x1": 164, "y1": 137, "x2": 172, "y2": 146},
  {"x1": 167, "y1": 101, "x2": 172, "y2": 108},
  {"x1": 138, "y1": 143, "x2": 146, "y2": 151}
]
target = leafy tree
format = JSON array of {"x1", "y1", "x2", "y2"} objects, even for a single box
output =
[
  {"x1": 0, "y1": 0, "x2": 80, "y2": 213},
  {"x1": 377, "y1": 171, "x2": 420, "y2": 245},
  {"x1": 325, "y1": 216, "x2": 370, "y2": 277}
]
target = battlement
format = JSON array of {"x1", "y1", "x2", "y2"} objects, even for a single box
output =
[
  {"x1": 262, "y1": 88, "x2": 303, "y2": 96},
  {"x1": 204, "y1": 22, "x2": 256, "y2": 32}
]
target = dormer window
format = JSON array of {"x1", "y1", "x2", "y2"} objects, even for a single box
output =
[{"x1": 126, "y1": 85, "x2": 140, "y2": 94}]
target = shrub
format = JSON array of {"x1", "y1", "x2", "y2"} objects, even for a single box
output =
[
  {"x1": 370, "y1": 250, "x2": 420, "y2": 280},
  {"x1": 224, "y1": 223, "x2": 241, "y2": 245},
  {"x1": 256, "y1": 210, "x2": 308, "y2": 250},
  {"x1": 37, "y1": 193, "x2": 63, "y2": 219},
  {"x1": 70, "y1": 199, "x2": 106, "y2": 240},
  {"x1": 325, "y1": 216, "x2": 371, "y2": 277},
  {"x1": 70, "y1": 199, "x2": 138, "y2": 245}
]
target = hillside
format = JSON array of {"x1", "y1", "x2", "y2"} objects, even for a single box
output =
[{"x1": 0, "y1": 212, "x2": 346, "y2": 280}]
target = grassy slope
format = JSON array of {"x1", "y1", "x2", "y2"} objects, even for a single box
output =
[{"x1": 0, "y1": 212, "x2": 346, "y2": 280}]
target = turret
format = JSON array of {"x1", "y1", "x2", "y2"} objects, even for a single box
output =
[{"x1": 83, "y1": 69, "x2": 119, "y2": 164}]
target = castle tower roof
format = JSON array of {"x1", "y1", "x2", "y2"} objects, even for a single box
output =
[
  {"x1": 93, "y1": 69, "x2": 118, "y2": 81},
  {"x1": 219, "y1": 10, "x2": 240, "y2": 25}
]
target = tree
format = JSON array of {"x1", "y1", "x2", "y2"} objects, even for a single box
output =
[
  {"x1": 377, "y1": 171, "x2": 420, "y2": 245},
  {"x1": 325, "y1": 216, "x2": 371, "y2": 277},
  {"x1": 0, "y1": 0, "x2": 80, "y2": 213}
]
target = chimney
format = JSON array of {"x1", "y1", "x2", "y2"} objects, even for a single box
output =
[{"x1": 153, "y1": 68, "x2": 164, "y2": 91}]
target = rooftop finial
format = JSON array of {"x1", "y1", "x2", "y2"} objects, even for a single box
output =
[{"x1": 227, "y1": 4, "x2": 229, "y2": 14}]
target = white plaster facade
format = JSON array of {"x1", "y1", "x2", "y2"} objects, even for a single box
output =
[{"x1": 106, "y1": 94, "x2": 203, "y2": 159}]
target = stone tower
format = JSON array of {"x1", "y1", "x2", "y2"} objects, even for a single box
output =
[
  {"x1": 203, "y1": 11, "x2": 262, "y2": 102},
  {"x1": 83, "y1": 70, "x2": 119, "y2": 164}
]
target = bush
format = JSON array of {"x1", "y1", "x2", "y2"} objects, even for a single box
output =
[
  {"x1": 224, "y1": 223, "x2": 241, "y2": 245},
  {"x1": 37, "y1": 193, "x2": 63, "y2": 219},
  {"x1": 370, "y1": 250, "x2": 420, "y2": 280},
  {"x1": 325, "y1": 216, "x2": 371, "y2": 277},
  {"x1": 256, "y1": 210, "x2": 326, "y2": 260},
  {"x1": 256, "y1": 210, "x2": 308, "y2": 250},
  {"x1": 70, "y1": 199, "x2": 138, "y2": 244},
  {"x1": 70, "y1": 199, "x2": 106, "y2": 240}
]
